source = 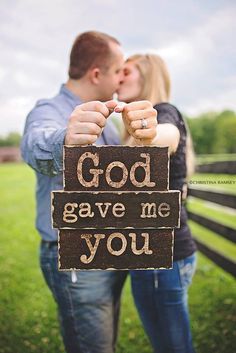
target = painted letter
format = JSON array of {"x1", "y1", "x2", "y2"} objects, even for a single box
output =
[
  {"x1": 77, "y1": 152, "x2": 103, "y2": 187},
  {"x1": 158, "y1": 203, "x2": 170, "y2": 217},
  {"x1": 129, "y1": 232, "x2": 153, "y2": 255},
  {"x1": 106, "y1": 161, "x2": 128, "y2": 188},
  {"x1": 78, "y1": 203, "x2": 94, "y2": 218},
  {"x1": 140, "y1": 203, "x2": 157, "y2": 218},
  {"x1": 130, "y1": 153, "x2": 156, "y2": 187},
  {"x1": 80, "y1": 233, "x2": 105, "y2": 264},
  {"x1": 107, "y1": 232, "x2": 127, "y2": 256},
  {"x1": 63, "y1": 203, "x2": 78, "y2": 223},
  {"x1": 95, "y1": 203, "x2": 112, "y2": 218},
  {"x1": 112, "y1": 203, "x2": 125, "y2": 217}
]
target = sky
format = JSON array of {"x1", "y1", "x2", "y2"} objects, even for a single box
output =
[{"x1": 0, "y1": 0, "x2": 235, "y2": 136}]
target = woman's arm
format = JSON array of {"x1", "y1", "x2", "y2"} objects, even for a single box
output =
[{"x1": 124, "y1": 123, "x2": 180, "y2": 154}]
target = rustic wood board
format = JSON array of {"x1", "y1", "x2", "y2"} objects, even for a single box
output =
[
  {"x1": 58, "y1": 229, "x2": 173, "y2": 270},
  {"x1": 63, "y1": 145, "x2": 169, "y2": 191},
  {"x1": 52, "y1": 190, "x2": 180, "y2": 229}
]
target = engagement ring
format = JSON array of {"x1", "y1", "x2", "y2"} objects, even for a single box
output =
[{"x1": 141, "y1": 119, "x2": 147, "y2": 129}]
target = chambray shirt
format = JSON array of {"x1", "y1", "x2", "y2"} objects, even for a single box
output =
[{"x1": 21, "y1": 84, "x2": 120, "y2": 241}]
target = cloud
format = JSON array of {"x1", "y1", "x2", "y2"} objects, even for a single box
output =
[
  {"x1": 0, "y1": 97, "x2": 33, "y2": 136},
  {"x1": 0, "y1": 0, "x2": 235, "y2": 134},
  {"x1": 152, "y1": 5, "x2": 236, "y2": 114}
]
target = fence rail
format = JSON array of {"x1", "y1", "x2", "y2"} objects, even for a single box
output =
[
  {"x1": 194, "y1": 239, "x2": 236, "y2": 277},
  {"x1": 188, "y1": 211, "x2": 236, "y2": 244},
  {"x1": 187, "y1": 184, "x2": 236, "y2": 277},
  {"x1": 188, "y1": 187, "x2": 236, "y2": 209},
  {"x1": 197, "y1": 160, "x2": 236, "y2": 174}
]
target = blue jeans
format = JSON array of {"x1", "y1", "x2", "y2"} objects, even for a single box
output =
[
  {"x1": 40, "y1": 242, "x2": 127, "y2": 353},
  {"x1": 130, "y1": 253, "x2": 197, "y2": 353}
]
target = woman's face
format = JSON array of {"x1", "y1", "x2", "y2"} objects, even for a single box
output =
[{"x1": 117, "y1": 61, "x2": 142, "y2": 103}]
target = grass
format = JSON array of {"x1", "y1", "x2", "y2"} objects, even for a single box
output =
[
  {"x1": 196, "y1": 153, "x2": 236, "y2": 164},
  {"x1": 189, "y1": 173, "x2": 236, "y2": 194},
  {"x1": 189, "y1": 220, "x2": 236, "y2": 261},
  {"x1": 187, "y1": 197, "x2": 236, "y2": 229},
  {"x1": 0, "y1": 163, "x2": 236, "y2": 353}
]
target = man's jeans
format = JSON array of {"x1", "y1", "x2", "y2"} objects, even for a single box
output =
[
  {"x1": 130, "y1": 253, "x2": 197, "y2": 353},
  {"x1": 40, "y1": 241, "x2": 127, "y2": 353}
]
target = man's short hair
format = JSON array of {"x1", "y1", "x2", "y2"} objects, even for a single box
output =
[{"x1": 69, "y1": 31, "x2": 120, "y2": 79}]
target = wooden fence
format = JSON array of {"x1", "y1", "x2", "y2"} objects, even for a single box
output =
[
  {"x1": 187, "y1": 161, "x2": 236, "y2": 277},
  {"x1": 197, "y1": 160, "x2": 236, "y2": 174}
]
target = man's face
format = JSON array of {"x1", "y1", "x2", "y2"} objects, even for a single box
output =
[{"x1": 97, "y1": 42, "x2": 125, "y2": 101}]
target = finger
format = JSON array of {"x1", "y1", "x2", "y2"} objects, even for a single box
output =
[
  {"x1": 114, "y1": 102, "x2": 126, "y2": 113},
  {"x1": 65, "y1": 133, "x2": 98, "y2": 146},
  {"x1": 70, "y1": 111, "x2": 107, "y2": 128},
  {"x1": 132, "y1": 128, "x2": 157, "y2": 140},
  {"x1": 124, "y1": 109, "x2": 157, "y2": 122},
  {"x1": 74, "y1": 101, "x2": 110, "y2": 118},
  {"x1": 68, "y1": 122, "x2": 102, "y2": 136},
  {"x1": 123, "y1": 100, "x2": 153, "y2": 112},
  {"x1": 130, "y1": 117, "x2": 158, "y2": 130},
  {"x1": 105, "y1": 100, "x2": 118, "y2": 113}
]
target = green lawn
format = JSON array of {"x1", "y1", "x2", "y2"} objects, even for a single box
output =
[
  {"x1": 187, "y1": 197, "x2": 236, "y2": 229},
  {"x1": 0, "y1": 163, "x2": 235, "y2": 353},
  {"x1": 189, "y1": 173, "x2": 236, "y2": 194},
  {"x1": 187, "y1": 196, "x2": 236, "y2": 261},
  {"x1": 196, "y1": 153, "x2": 236, "y2": 164}
]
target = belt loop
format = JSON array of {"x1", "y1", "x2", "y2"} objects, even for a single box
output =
[
  {"x1": 154, "y1": 270, "x2": 158, "y2": 289},
  {"x1": 41, "y1": 240, "x2": 58, "y2": 249}
]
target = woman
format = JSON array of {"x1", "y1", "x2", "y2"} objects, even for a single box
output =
[{"x1": 117, "y1": 54, "x2": 197, "y2": 353}]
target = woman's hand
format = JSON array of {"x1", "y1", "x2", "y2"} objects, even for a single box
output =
[{"x1": 115, "y1": 100, "x2": 158, "y2": 145}]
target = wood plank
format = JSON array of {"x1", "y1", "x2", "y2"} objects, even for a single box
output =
[
  {"x1": 194, "y1": 238, "x2": 236, "y2": 278},
  {"x1": 188, "y1": 211, "x2": 236, "y2": 243},
  {"x1": 59, "y1": 229, "x2": 173, "y2": 270},
  {"x1": 63, "y1": 145, "x2": 169, "y2": 191},
  {"x1": 197, "y1": 161, "x2": 236, "y2": 174},
  {"x1": 52, "y1": 191, "x2": 180, "y2": 229},
  {"x1": 188, "y1": 187, "x2": 236, "y2": 209}
]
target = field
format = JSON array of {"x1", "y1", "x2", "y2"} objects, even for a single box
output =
[{"x1": 0, "y1": 163, "x2": 235, "y2": 353}]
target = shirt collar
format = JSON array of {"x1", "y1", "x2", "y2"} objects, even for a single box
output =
[{"x1": 60, "y1": 84, "x2": 82, "y2": 105}]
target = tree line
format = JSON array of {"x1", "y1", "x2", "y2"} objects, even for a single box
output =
[
  {"x1": 186, "y1": 110, "x2": 236, "y2": 154},
  {"x1": 0, "y1": 132, "x2": 21, "y2": 147}
]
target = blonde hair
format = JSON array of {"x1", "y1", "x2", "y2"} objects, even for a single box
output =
[
  {"x1": 126, "y1": 53, "x2": 195, "y2": 178},
  {"x1": 126, "y1": 54, "x2": 171, "y2": 105}
]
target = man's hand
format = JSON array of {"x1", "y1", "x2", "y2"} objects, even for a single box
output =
[
  {"x1": 115, "y1": 100, "x2": 158, "y2": 145},
  {"x1": 65, "y1": 100, "x2": 117, "y2": 145}
]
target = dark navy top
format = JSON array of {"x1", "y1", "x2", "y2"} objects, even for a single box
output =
[{"x1": 154, "y1": 103, "x2": 197, "y2": 260}]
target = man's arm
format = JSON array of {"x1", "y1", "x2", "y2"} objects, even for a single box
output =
[
  {"x1": 21, "y1": 102, "x2": 67, "y2": 176},
  {"x1": 21, "y1": 100, "x2": 117, "y2": 176}
]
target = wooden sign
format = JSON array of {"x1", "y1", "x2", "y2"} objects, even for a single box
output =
[
  {"x1": 52, "y1": 191, "x2": 180, "y2": 229},
  {"x1": 63, "y1": 146, "x2": 169, "y2": 191},
  {"x1": 59, "y1": 229, "x2": 173, "y2": 270},
  {"x1": 51, "y1": 145, "x2": 181, "y2": 270}
]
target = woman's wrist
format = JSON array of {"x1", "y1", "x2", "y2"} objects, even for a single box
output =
[{"x1": 127, "y1": 136, "x2": 156, "y2": 146}]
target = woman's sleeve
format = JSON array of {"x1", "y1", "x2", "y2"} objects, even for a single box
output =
[{"x1": 155, "y1": 103, "x2": 181, "y2": 128}]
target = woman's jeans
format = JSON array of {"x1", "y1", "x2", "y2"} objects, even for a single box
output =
[
  {"x1": 130, "y1": 253, "x2": 197, "y2": 353},
  {"x1": 40, "y1": 241, "x2": 127, "y2": 353}
]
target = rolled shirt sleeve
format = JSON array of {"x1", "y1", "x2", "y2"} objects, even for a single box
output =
[{"x1": 21, "y1": 100, "x2": 67, "y2": 176}]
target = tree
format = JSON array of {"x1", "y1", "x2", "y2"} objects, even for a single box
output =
[
  {"x1": 215, "y1": 111, "x2": 236, "y2": 153},
  {"x1": 0, "y1": 132, "x2": 21, "y2": 147},
  {"x1": 186, "y1": 110, "x2": 236, "y2": 154}
]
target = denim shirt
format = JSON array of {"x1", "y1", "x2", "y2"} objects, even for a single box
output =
[{"x1": 21, "y1": 84, "x2": 121, "y2": 241}]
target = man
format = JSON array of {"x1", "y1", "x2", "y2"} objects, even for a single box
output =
[{"x1": 21, "y1": 31, "x2": 157, "y2": 353}]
